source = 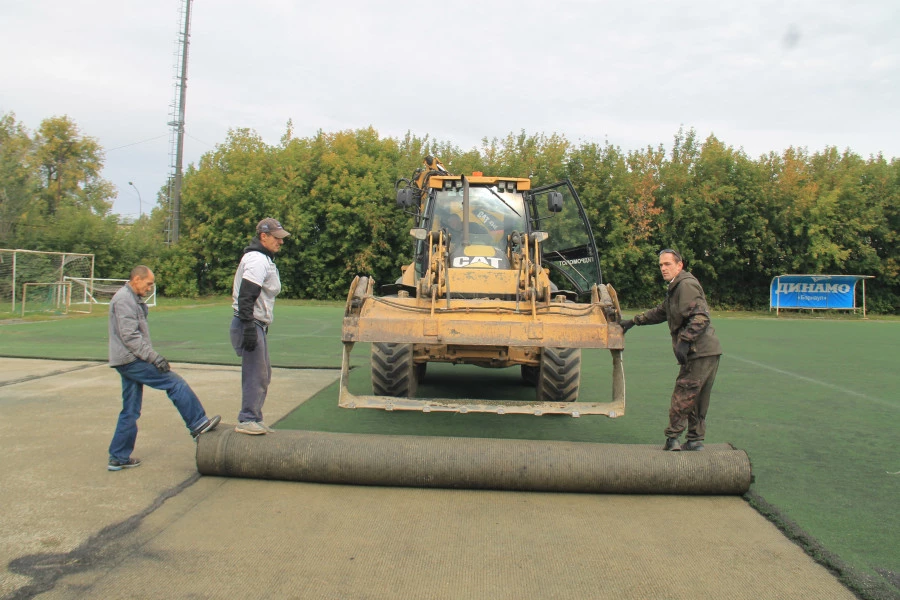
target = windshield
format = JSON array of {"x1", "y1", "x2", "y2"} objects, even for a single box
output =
[{"x1": 428, "y1": 186, "x2": 527, "y2": 248}]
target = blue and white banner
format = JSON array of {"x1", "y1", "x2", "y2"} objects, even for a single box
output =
[{"x1": 770, "y1": 275, "x2": 862, "y2": 309}]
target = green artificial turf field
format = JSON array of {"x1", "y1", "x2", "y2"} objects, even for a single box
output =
[
  {"x1": 1, "y1": 302, "x2": 897, "y2": 598},
  {"x1": 0, "y1": 299, "x2": 345, "y2": 368}
]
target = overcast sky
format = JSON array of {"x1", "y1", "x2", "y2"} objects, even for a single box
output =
[{"x1": 1, "y1": 0, "x2": 898, "y2": 220}]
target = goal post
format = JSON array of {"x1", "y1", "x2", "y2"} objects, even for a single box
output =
[
  {"x1": 65, "y1": 277, "x2": 157, "y2": 312},
  {"x1": 21, "y1": 282, "x2": 72, "y2": 316},
  {"x1": 1, "y1": 249, "x2": 94, "y2": 313},
  {"x1": 1, "y1": 250, "x2": 161, "y2": 317}
]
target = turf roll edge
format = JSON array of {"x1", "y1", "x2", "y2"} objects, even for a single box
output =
[{"x1": 196, "y1": 428, "x2": 752, "y2": 495}]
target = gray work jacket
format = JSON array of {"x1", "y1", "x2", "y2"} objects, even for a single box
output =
[{"x1": 108, "y1": 283, "x2": 160, "y2": 367}]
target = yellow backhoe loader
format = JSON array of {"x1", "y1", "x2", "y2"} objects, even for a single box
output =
[{"x1": 340, "y1": 157, "x2": 626, "y2": 416}]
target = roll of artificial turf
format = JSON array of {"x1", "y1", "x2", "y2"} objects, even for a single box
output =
[{"x1": 196, "y1": 427, "x2": 752, "y2": 495}]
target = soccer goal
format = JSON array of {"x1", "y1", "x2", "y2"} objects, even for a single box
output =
[
  {"x1": 0, "y1": 249, "x2": 94, "y2": 314},
  {"x1": 65, "y1": 276, "x2": 157, "y2": 312},
  {"x1": 21, "y1": 282, "x2": 72, "y2": 316}
]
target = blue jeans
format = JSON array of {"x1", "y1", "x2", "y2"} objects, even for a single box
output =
[
  {"x1": 230, "y1": 316, "x2": 270, "y2": 423},
  {"x1": 108, "y1": 359, "x2": 207, "y2": 461}
]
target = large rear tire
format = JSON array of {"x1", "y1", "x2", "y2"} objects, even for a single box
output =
[
  {"x1": 371, "y1": 343, "x2": 418, "y2": 397},
  {"x1": 536, "y1": 348, "x2": 581, "y2": 403}
]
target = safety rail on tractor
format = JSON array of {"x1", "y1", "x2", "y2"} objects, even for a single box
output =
[{"x1": 340, "y1": 157, "x2": 627, "y2": 417}]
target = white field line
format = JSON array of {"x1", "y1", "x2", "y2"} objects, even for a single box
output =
[{"x1": 726, "y1": 354, "x2": 897, "y2": 410}]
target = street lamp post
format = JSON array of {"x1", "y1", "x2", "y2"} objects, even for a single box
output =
[{"x1": 128, "y1": 181, "x2": 143, "y2": 218}]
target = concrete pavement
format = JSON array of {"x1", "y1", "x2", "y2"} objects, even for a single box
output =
[{"x1": 0, "y1": 358, "x2": 856, "y2": 599}]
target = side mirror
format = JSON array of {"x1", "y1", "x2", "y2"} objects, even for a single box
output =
[
  {"x1": 530, "y1": 231, "x2": 549, "y2": 244},
  {"x1": 410, "y1": 227, "x2": 428, "y2": 240},
  {"x1": 547, "y1": 191, "x2": 563, "y2": 213},
  {"x1": 397, "y1": 188, "x2": 417, "y2": 208}
]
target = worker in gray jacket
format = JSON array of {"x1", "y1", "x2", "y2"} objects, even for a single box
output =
[
  {"x1": 620, "y1": 249, "x2": 722, "y2": 451},
  {"x1": 107, "y1": 265, "x2": 220, "y2": 471}
]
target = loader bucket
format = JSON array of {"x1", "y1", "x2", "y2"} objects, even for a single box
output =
[
  {"x1": 339, "y1": 342, "x2": 625, "y2": 417},
  {"x1": 340, "y1": 273, "x2": 627, "y2": 417}
]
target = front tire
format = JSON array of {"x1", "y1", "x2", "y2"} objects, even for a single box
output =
[
  {"x1": 371, "y1": 343, "x2": 418, "y2": 397},
  {"x1": 536, "y1": 348, "x2": 581, "y2": 403}
]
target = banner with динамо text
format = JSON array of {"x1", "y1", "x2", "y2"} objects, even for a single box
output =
[{"x1": 769, "y1": 275, "x2": 863, "y2": 309}]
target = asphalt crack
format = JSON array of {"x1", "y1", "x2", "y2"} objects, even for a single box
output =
[
  {"x1": 0, "y1": 362, "x2": 104, "y2": 388},
  {"x1": 3, "y1": 473, "x2": 201, "y2": 600}
]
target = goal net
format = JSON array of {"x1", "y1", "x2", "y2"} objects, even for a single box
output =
[
  {"x1": 0, "y1": 249, "x2": 94, "y2": 314},
  {"x1": 21, "y1": 282, "x2": 72, "y2": 316},
  {"x1": 65, "y1": 277, "x2": 156, "y2": 312}
]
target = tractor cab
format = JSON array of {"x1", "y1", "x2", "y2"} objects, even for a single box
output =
[
  {"x1": 422, "y1": 180, "x2": 526, "y2": 274},
  {"x1": 405, "y1": 173, "x2": 602, "y2": 301}
]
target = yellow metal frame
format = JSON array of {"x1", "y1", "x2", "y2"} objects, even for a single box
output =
[
  {"x1": 338, "y1": 342, "x2": 625, "y2": 417},
  {"x1": 341, "y1": 273, "x2": 626, "y2": 417}
]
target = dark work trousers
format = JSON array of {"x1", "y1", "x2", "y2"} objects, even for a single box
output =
[
  {"x1": 664, "y1": 355, "x2": 720, "y2": 441},
  {"x1": 230, "y1": 316, "x2": 271, "y2": 423},
  {"x1": 109, "y1": 359, "x2": 207, "y2": 461}
]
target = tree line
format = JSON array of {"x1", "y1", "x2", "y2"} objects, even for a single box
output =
[
  {"x1": 2, "y1": 112, "x2": 897, "y2": 313},
  {"x1": 0, "y1": 112, "x2": 165, "y2": 278}
]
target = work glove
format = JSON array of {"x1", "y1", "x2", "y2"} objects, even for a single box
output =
[
  {"x1": 241, "y1": 321, "x2": 258, "y2": 352},
  {"x1": 674, "y1": 340, "x2": 691, "y2": 365},
  {"x1": 620, "y1": 319, "x2": 635, "y2": 334},
  {"x1": 153, "y1": 355, "x2": 170, "y2": 373}
]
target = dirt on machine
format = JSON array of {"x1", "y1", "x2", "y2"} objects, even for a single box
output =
[{"x1": 340, "y1": 156, "x2": 627, "y2": 417}]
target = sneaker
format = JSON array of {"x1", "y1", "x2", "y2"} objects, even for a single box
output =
[
  {"x1": 191, "y1": 415, "x2": 221, "y2": 438},
  {"x1": 234, "y1": 421, "x2": 267, "y2": 435},
  {"x1": 108, "y1": 457, "x2": 142, "y2": 471},
  {"x1": 259, "y1": 421, "x2": 276, "y2": 433},
  {"x1": 682, "y1": 440, "x2": 705, "y2": 451},
  {"x1": 663, "y1": 437, "x2": 681, "y2": 451}
]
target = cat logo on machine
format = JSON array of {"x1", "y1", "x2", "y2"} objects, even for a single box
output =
[
  {"x1": 475, "y1": 210, "x2": 500, "y2": 231},
  {"x1": 452, "y1": 256, "x2": 502, "y2": 268}
]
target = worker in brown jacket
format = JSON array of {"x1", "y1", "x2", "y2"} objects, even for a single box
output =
[{"x1": 620, "y1": 249, "x2": 722, "y2": 451}]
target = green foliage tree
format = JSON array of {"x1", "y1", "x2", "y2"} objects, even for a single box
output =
[
  {"x1": 168, "y1": 126, "x2": 442, "y2": 298},
  {"x1": 857, "y1": 155, "x2": 900, "y2": 312},
  {"x1": 289, "y1": 127, "x2": 404, "y2": 298},
  {"x1": 114, "y1": 216, "x2": 168, "y2": 279},
  {"x1": 479, "y1": 131, "x2": 570, "y2": 184},
  {"x1": 169, "y1": 127, "x2": 280, "y2": 296},
  {"x1": 161, "y1": 124, "x2": 899, "y2": 312},
  {"x1": 0, "y1": 112, "x2": 38, "y2": 246},
  {"x1": 8, "y1": 109, "x2": 896, "y2": 312},
  {"x1": 32, "y1": 116, "x2": 113, "y2": 216},
  {"x1": 0, "y1": 112, "x2": 163, "y2": 279},
  {"x1": 663, "y1": 134, "x2": 778, "y2": 308}
]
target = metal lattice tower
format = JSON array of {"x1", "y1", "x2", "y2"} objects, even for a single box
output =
[{"x1": 166, "y1": 0, "x2": 193, "y2": 244}]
